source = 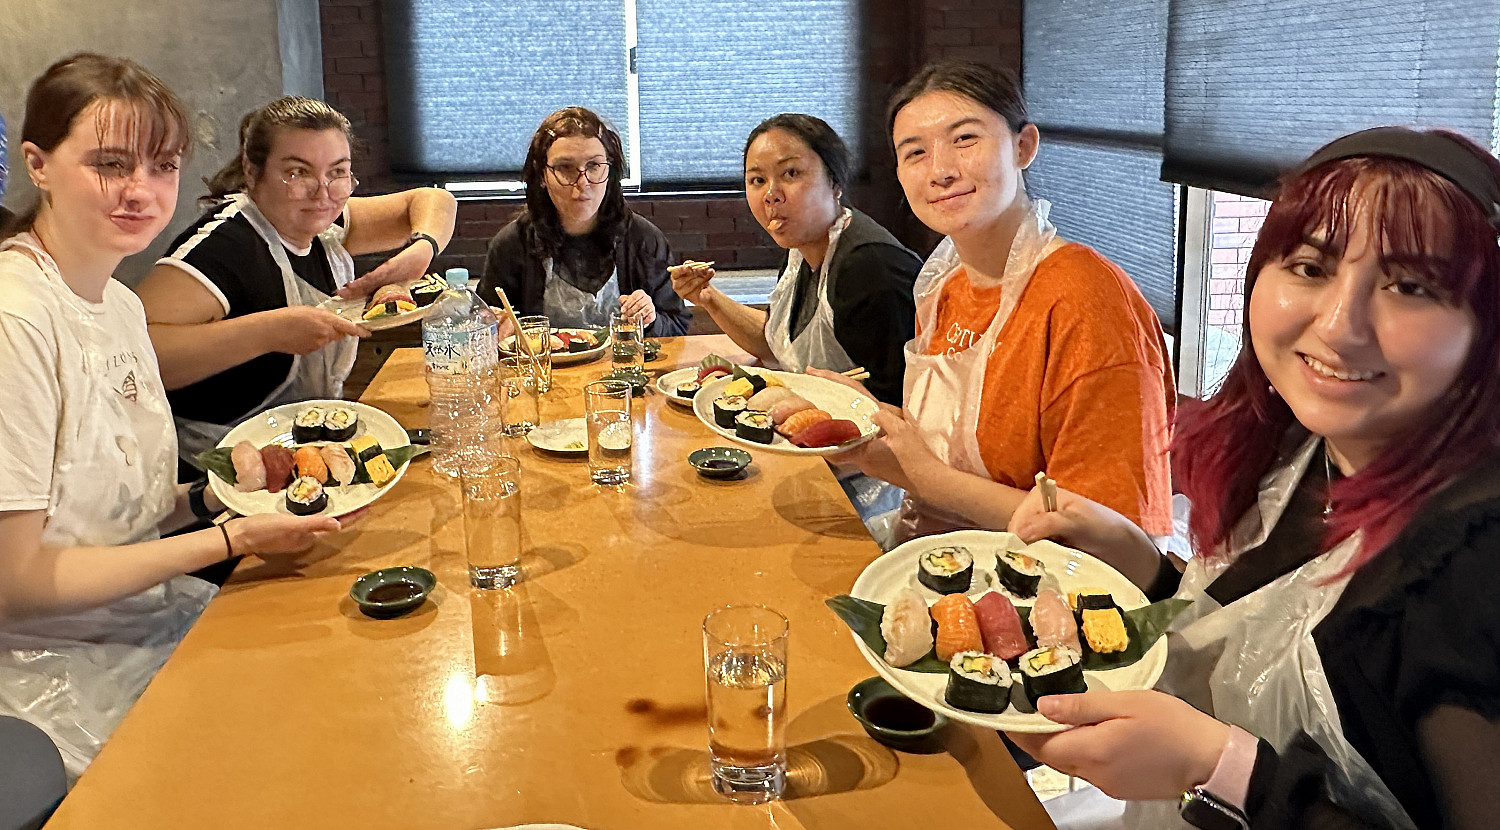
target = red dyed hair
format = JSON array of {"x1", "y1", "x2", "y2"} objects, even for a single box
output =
[{"x1": 1174, "y1": 129, "x2": 1500, "y2": 570}]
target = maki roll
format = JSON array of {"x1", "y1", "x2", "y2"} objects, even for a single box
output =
[
  {"x1": 322, "y1": 407, "x2": 359, "y2": 442},
  {"x1": 410, "y1": 273, "x2": 446, "y2": 307},
  {"x1": 880, "y1": 587, "x2": 935, "y2": 668},
  {"x1": 285, "y1": 475, "x2": 328, "y2": 515},
  {"x1": 945, "y1": 652, "x2": 1012, "y2": 714},
  {"x1": 734, "y1": 411, "x2": 775, "y2": 444},
  {"x1": 998, "y1": 549, "x2": 1046, "y2": 598},
  {"x1": 1019, "y1": 646, "x2": 1087, "y2": 706},
  {"x1": 291, "y1": 407, "x2": 326, "y2": 444},
  {"x1": 917, "y1": 546, "x2": 974, "y2": 594},
  {"x1": 675, "y1": 379, "x2": 702, "y2": 400},
  {"x1": 713, "y1": 395, "x2": 748, "y2": 429}
]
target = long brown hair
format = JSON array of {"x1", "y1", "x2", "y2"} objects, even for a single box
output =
[
  {"x1": 203, "y1": 96, "x2": 352, "y2": 202},
  {"x1": 3, "y1": 52, "x2": 190, "y2": 238}
]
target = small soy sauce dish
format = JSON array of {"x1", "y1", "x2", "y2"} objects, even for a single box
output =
[
  {"x1": 847, "y1": 676, "x2": 950, "y2": 753},
  {"x1": 688, "y1": 446, "x2": 752, "y2": 480},
  {"x1": 350, "y1": 566, "x2": 436, "y2": 618}
]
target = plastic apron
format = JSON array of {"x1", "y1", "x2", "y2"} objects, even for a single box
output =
[
  {"x1": 542, "y1": 257, "x2": 620, "y2": 329},
  {"x1": 175, "y1": 192, "x2": 358, "y2": 463},
  {"x1": 894, "y1": 199, "x2": 1064, "y2": 542},
  {"x1": 764, "y1": 207, "x2": 857, "y2": 373},
  {"x1": 0, "y1": 236, "x2": 214, "y2": 782},
  {"x1": 1123, "y1": 435, "x2": 1414, "y2": 828}
]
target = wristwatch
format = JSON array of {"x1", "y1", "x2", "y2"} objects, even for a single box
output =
[{"x1": 1180, "y1": 787, "x2": 1250, "y2": 829}]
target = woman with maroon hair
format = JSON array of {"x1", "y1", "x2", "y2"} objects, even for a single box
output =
[{"x1": 1007, "y1": 128, "x2": 1500, "y2": 828}]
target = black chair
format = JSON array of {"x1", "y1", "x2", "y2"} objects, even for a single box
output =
[{"x1": 0, "y1": 716, "x2": 66, "y2": 830}]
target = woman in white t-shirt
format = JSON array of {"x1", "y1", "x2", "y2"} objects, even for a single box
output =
[{"x1": 0, "y1": 54, "x2": 339, "y2": 779}]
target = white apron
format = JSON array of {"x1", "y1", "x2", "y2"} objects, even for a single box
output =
[
  {"x1": 0, "y1": 236, "x2": 214, "y2": 782},
  {"x1": 764, "y1": 207, "x2": 857, "y2": 373},
  {"x1": 542, "y1": 256, "x2": 621, "y2": 329},
  {"x1": 1123, "y1": 436, "x2": 1414, "y2": 828},
  {"x1": 895, "y1": 200, "x2": 1064, "y2": 542},
  {"x1": 176, "y1": 192, "x2": 358, "y2": 462}
]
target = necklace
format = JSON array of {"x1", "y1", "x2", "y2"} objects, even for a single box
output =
[{"x1": 1323, "y1": 442, "x2": 1336, "y2": 518}]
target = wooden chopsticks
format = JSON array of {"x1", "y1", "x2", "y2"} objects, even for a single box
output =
[
  {"x1": 1034, "y1": 471, "x2": 1058, "y2": 512},
  {"x1": 840, "y1": 366, "x2": 871, "y2": 382},
  {"x1": 492, "y1": 288, "x2": 545, "y2": 377}
]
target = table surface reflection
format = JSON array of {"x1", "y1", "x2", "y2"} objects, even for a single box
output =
[{"x1": 48, "y1": 336, "x2": 1056, "y2": 830}]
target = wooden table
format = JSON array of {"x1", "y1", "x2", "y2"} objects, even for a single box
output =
[{"x1": 48, "y1": 336, "x2": 1055, "y2": 830}]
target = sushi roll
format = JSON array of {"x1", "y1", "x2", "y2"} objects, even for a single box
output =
[
  {"x1": 291, "y1": 407, "x2": 326, "y2": 444},
  {"x1": 734, "y1": 411, "x2": 775, "y2": 444},
  {"x1": 320, "y1": 444, "x2": 357, "y2": 486},
  {"x1": 945, "y1": 652, "x2": 1012, "y2": 714},
  {"x1": 293, "y1": 445, "x2": 330, "y2": 484},
  {"x1": 917, "y1": 546, "x2": 974, "y2": 594},
  {"x1": 713, "y1": 395, "x2": 748, "y2": 429},
  {"x1": 1019, "y1": 646, "x2": 1087, "y2": 706},
  {"x1": 322, "y1": 407, "x2": 359, "y2": 442},
  {"x1": 1080, "y1": 606, "x2": 1130, "y2": 655},
  {"x1": 880, "y1": 587, "x2": 935, "y2": 668},
  {"x1": 998, "y1": 549, "x2": 1046, "y2": 598},
  {"x1": 776, "y1": 407, "x2": 831, "y2": 438},
  {"x1": 410, "y1": 273, "x2": 446, "y2": 307},
  {"x1": 259, "y1": 444, "x2": 296, "y2": 493},
  {"x1": 284, "y1": 475, "x2": 328, "y2": 515},
  {"x1": 230, "y1": 440, "x2": 267, "y2": 493},
  {"x1": 675, "y1": 379, "x2": 702, "y2": 399}
]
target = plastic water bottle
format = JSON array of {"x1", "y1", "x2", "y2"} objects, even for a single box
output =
[{"x1": 422, "y1": 267, "x2": 500, "y2": 476}]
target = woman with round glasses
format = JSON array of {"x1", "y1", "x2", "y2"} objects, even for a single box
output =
[
  {"x1": 478, "y1": 107, "x2": 690, "y2": 335},
  {"x1": 135, "y1": 96, "x2": 457, "y2": 466}
]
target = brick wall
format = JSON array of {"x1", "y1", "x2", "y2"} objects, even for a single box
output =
[
  {"x1": 1201, "y1": 191, "x2": 1269, "y2": 388},
  {"x1": 319, "y1": 0, "x2": 1024, "y2": 277}
]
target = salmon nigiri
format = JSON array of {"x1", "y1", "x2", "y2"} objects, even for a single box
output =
[{"x1": 931, "y1": 593, "x2": 983, "y2": 662}]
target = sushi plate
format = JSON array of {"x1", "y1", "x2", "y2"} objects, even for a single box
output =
[
  {"x1": 656, "y1": 367, "x2": 699, "y2": 408},
  {"x1": 847, "y1": 529, "x2": 1168, "y2": 734},
  {"x1": 500, "y1": 327, "x2": 609, "y2": 366},
  {"x1": 318, "y1": 278, "x2": 432, "y2": 332},
  {"x1": 210, "y1": 399, "x2": 414, "y2": 518},
  {"x1": 527, "y1": 418, "x2": 588, "y2": 455},
  {"x1": 691, "y1": 370, "x2": 879, "y2": 457}
]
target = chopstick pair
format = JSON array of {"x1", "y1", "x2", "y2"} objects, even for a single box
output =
[
  {"x1": 492, "y1": 289, "x2": 545, "y2": 377},
  {"x1": 679, "y1": 259, "x2": 715, "y2": 269},
  {"x1": 840, "y1": 366, "x2": 871, "y2": 382},
  {"x1": 1034, "y1": 471, "x2": 1059, "y2": 512}
]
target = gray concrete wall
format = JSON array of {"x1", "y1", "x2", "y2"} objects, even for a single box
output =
[{"x1": 0, "y1": 0, "x2": 323, "y2": 285}]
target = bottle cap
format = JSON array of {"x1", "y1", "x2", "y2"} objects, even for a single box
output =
[{"x1": 444, "y1": 267, "x2": 470, "y2": 288}]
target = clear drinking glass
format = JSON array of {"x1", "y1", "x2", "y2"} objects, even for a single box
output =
[
  {"x1": 461, "y1": 455, "x2": 522, "y2": 589},
  {"x1": 584, "y1": 379, "x2": 633, "y2": 486},
  {"x1": 609, "y1": 310, "x2": 644, "y2": 374},
  {"x1": 703, "y1": 605, "x2": 788, "y2": 804},
  {"x1": 498, "y1": 355, "x2": 539, "y2": 436},
  {"x1": 516, "y1": 314, "x2": 553, "y2": 393}
]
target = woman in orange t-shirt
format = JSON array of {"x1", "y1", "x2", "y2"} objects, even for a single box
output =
[{"x1": 826, "y1": 60, "x2": 1174, "y2": 544}]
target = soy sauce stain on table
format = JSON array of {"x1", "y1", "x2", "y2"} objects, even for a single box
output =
[{"x1": 624, "y1": 698, "x2": 709, "y2": 726}]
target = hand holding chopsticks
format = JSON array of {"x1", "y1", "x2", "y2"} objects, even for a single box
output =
[{"x1": 1035, "y1": 471, "x2": 1058, "y2": 512}]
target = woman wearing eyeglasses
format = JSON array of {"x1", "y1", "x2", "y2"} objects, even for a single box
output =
[
  {"x1": 135, "y1": 96, "x2": 457, "y2": 466},
  {"x1": 477, "y1": 107, "x2": 690, "y2": 336}
]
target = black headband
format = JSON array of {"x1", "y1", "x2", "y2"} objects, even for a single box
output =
[{"x1": 1299, "y1": 127, "x2": 1500, "y2": 231}]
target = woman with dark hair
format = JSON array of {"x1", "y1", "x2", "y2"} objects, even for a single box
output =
[
  {"x1": 0, "y1": 55, "x2": 337, "y2": 779},
  {"x1": 670, "y1": 113, "x2": 919, "y2": 404},
  {"x1": 1007, "y1": 128, "x2": 1500, "y2": 828},
  {"x1": 134, "y1": 96, "x2": 457, "y2": 465},
  {"x1": 478, "y1": 107, "x2": 689, "y2": 336},
  {"x1": 829, "y1": 60, "x2": 1174, "y2": 542}
]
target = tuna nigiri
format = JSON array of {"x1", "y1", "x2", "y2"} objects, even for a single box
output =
[
  {"x1": 880, "y1": 588, "x2": 935, "y2": 667},
  {"x1": 320, "y1": 444, "x2": 357, "y2": 486},
  {"x1": 259, "y1": 444, "x2": 296, "y2": 493},
  {"x1": 931, "y1": 593, "x2": 983, "y2": 662},
  {"x1": 791, "y1": 418, "x2": 862, "y2": 448},
  {"x1": 973, "y1": 591, "x2": 1030, "y2": 660},
  {"x1": 230, "y1": 440, "x2": 266, "y2": 493},
  {"x1": 1030, "y1": 589, "x2": 1082, "y2": 654}
]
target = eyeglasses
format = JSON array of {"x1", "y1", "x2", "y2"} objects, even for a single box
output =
[
  {"x1": 282, "y1": 169, "x2": 358, "y2": 200},
  {"x1": 546, "y1": 160, "x2": 610, "y2": 186}
]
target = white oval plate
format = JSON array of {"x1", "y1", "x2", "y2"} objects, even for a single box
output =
[
  {"x1": 527, "y1": 418, "x2": 588, "y2": 455},
  {"x1": 691, "y1": 370, "x2": 878, "y2": 457},
  {"x1": 318, "y1": 278, "x2": 432, "y2": 332},
  {"x1": 501, "y1": 327, "x2": 608, "y2": 366},
  {"x1": 209, "y1": 399, "x2": 413, "y2": 518},
  {"x1": 656, "y1": 367, "x2": 701, "y2": 409},
  {"x1": 847, "y1": 529, "x2": 1167, "y2": 734}
]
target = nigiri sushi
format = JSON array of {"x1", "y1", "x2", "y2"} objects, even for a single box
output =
[
  {"x1": 767, "y1": 395, "x2": 815, "y2": 425},
  {"x1": 777, "y1": 407, "x2": 831, "y2": 438},
  {"x1": 746, "y1": 386, "x2": 797, "y2": 411},
  {"x1": 880, "y1": 588, "x2": 935, "y2": 667},
  {"x1": 931, "y1": 593, "x2": 983, "y2": 662},
  {"x1": 230, "y1": 440, "x2": 266, "y2": 493},
  {"x1": 320, "y1": 444, "x2": 357, "y2": 486},
  {"x1": 1031, "y1": 589, "x2": 1082, "y2": 654},
  {"x1": 972, "y1": 591, "x2": 1029, "y2": 660},
  {"x1": 293, "y1": 445, "x2": 329, "y2": 484},
  {"x1": 791, "y1": 418, "x2": 862, "y2": 448},
  {"x1": 260, "y1": 444, "x2": 296, "y2": 493}
]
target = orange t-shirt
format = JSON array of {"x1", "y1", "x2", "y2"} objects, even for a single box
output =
[{"x1": 921, "y1": 243, "x2": 1175, "y2": 535}]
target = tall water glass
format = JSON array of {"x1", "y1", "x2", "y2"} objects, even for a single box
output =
[
  {"x1": 609, "y1": 310, "x2": 644, "y2": 374},
  {"x1": 516, "y1": 314, "x2": 553, "y2": 393},
  {"x1": 584, "y1": 379, "x2": 632, "y2": 486},
  {"x1": 461, "y1": 455, "x2": 522, "y2": 589},
  {"x1": 703, "y1": 605, "x2": 788, "y2": 804},
  {"x1": 499, "y1": 355, "x2": 539, "y2": 436}
]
